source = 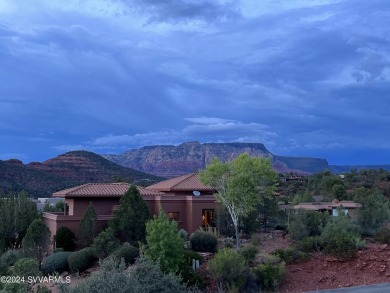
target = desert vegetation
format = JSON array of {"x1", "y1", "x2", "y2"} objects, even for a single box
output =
[{"x1": 1, "y1": 166, "x2": 390, "y2": 292}]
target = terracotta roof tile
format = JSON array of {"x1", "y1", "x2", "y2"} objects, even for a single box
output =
[
  {"x1": 147, "y1": 173, "x2": 213, "y2": 192},
  {"x1": 53, "y1": 183, "x2": 164, "y2": 197}
]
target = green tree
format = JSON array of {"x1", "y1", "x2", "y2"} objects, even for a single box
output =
[
  {"x1": 354, "y1": 189, "x2": 390, "y2": 236},
  {"x1": 200, "y1": 153, "x2": 278, "y2": 249},
  {"x1": 332, "y1": 184, "x2": 348, "y2": 200},
  {"x1": 109, "y1": 185, "x2": 150, "y2": 243},
  {"x1": 22, "y1": 219, "x2": 50, "y2": 269},
  {"x1": 258, "y1": 193, "x2": 279, "y2": 232},
  {"x1": 292, "y1": 191, "x2": 314, "y2": 204},
  {"x1": 92, "y1": 227, "x2": 119, "y2": 259},
  {"x1": 215, "y1": 205, "x2": 235, "y2": 237},
  {"x1": 43, "y1": 200, "x2": 64, "y2": 213},
  {"x1": 55, "y1": 227, "x2": 76, "y2": 251},
  {"x1": 289, "y1": 210, "x2": 329, "y2": 240},
  {"x1": 142, "y1": 210, "x2": 186, "y2": 274},
  {"x1": 0, "y1": 191, "x2": 38, "y2": 250},
  {"x1": 77, "y1": 202, "x2": 97, "y2": 247},
  {"x1": 320, "y1": 174, "x2": 344, "y2": 195}
]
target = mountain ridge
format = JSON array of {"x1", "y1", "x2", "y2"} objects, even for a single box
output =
[
  {"x1": 102, "y1": 142, "x2": 390, "y2": 177},
  {"x1": 101, "y1": 141, "x2": 326, "y2": 177},
  {"x1": 0, "y1": 151, "x2": 162, "y2": 197}
]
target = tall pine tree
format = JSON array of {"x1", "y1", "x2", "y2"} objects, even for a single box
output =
[
  {"x1": 0, "y1": 191, "x2": 38, "y2": 251},
  {"x1": 22, "y1": 218, "x2": 50, "y2": 269},
  {"x1": 77, "y1": 202, "x2": 97, "y2": 247},
  {"x1": 109, "y1": 185, "x2": 151, "y2": 244}
]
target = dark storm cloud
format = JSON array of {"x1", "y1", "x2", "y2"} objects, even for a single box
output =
[
  {"x1": 124, "y1": 0, "x2": 240, "y2": 23},
  {"x1": 0, "y1": 0, "x2": 389, "y2": 164}
]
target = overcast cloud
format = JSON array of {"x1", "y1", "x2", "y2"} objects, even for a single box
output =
[{"x1": 0, "y1": 0, "x2": 389, "y2": 165}]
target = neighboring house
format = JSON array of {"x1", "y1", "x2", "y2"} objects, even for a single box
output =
[
  {"x1": 293, "y1": 200, "x2": 362, "y2": 220},
  {"x1": 43, "y1": 173, "x2": 216, "y2": 247}
]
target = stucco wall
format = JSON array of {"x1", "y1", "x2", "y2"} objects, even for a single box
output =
[
  {"x1": 70, "y1": 197, "x2": 120, "y2": 217},
  {"x1": 43, "y1": 212, "x2": 112, "y2": 250},
  {"x1": 45, "y1": 194, "x2": 217, "y2": 240}
]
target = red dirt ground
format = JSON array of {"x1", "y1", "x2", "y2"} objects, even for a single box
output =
[
  {"x1": 281, "y1": 242, "x2": 390, "y2": 292},
  {"x1": 259, "y1": 233, "x2": 390, "y2": 292},
  {"x1": 200, "y1": 233, "x2": 390, "y2": 292}
]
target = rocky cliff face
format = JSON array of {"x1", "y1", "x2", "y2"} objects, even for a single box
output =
[{"x1": 102, "y1": 141, "x2": 327, "y2": 177}]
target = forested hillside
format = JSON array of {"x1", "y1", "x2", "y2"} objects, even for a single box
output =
[{"x1": 0, "y1": 151, "x2": 162, "y2": 198}]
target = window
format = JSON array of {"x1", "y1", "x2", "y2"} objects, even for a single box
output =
[
  {"x1": 202, "y1": 209, "x2": 216, "y2": 227},
  {"x1": 168, "y1": 212, "x2": 180, "y2": 221}
]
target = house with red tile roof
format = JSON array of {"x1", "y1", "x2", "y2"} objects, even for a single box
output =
[{"x1": 43, "y1": 174, "x2": 216, "y2": 247}]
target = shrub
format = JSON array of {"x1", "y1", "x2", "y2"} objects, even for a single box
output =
[
  {"x1": 321, "y1": 211, "x2": 359, "y2": 240},
  {"x1": 0, "y1": 257, "x2": 6, "y2": 275},
  {"x1": 323, "y1": 235, "x2": 359, "y2": 259},
  {"x1": 375, "y1": 226, "x2": 390, "y2": 244},
  {"x1": 178, "y1": 250, "x2": 205, "y2": 288},
  {"x1": 239, "y1": 245, "x2": 258, "y2": 266},
  {"x1": 53, "y1": 248, "x2": 64, "y2": 253},
  {"x1": 42, "y1": 251, "x2": 72, "y2": 275},
  {"x1": 56, "y1": 227, "x2": 76, "y2": 251},
  {"x1": 183, "y1": 249, "x2": 202, "y2": 266},
  {"x1": 178, "y1": 262, "x2": 205, "y2": 289},
  {"x1": 355, "y1": 238, "x2": 367, "y2": 250},
  {"x1": 320, "y1": 212, "x2": 361, "y2": 259},
  {"x1": 2, "y1": 283, "x2": 28, "y2": 293},
  {"x1": 111, "y1": 243, "x2": 139, "y2": 265},
  {"x1": 68, "y1": 247, "x2": 96, "y2": 273},
  {"x1": 0, "y1": 250, "x2": 18, "y2": 275},
  {"x1": 60, "y1": 257, "x2": 196, "y2": 293},
  {"x1": 288, "y1": 210, "x2": 328, "y2": 240},
  {"x1": 250, "y1": 233, "x2": 261, "y2": 246},
  {"x1": 13, "y1": 258, "x2": 41, "y2": 278},
  {"x1": 178, "y1": 229, "x2": 188, "y2": 241},
  {"x1": 0, "y1": 249, "x2": 19, "y2": 267},
  {"x1": 253, "y1": 255, "x2": 285, "y2": 292},
  {"x1": 220, "y1": 237, "x2": 234, "y2": 248},
  {"x1": 92, "y1": 228, "x2": 119, "y2": 259},
  {"x1": 272, "y1": 248, "x2": 308, "y2": 264},
  {"x1": 208, "y1": 248, "x2": 246, "y2": 292},
  {"x1": 296, "y1": 236, "x2": 324, "y2": 253},
  {"x1": 190, "y1": 231, "x2": 218, "y2": 253},
  {"x1": 35, "y1": 285, "x2": 52, "y2": 293}
]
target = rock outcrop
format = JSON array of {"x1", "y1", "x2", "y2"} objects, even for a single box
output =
[{"x1": 102, "y1": 141, "x2": 328, "y2": 177}]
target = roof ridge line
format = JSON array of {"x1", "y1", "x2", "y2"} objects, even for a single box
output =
[
  {"x1": 68, "y1": 183, "x2": 93, "y2": 194},
  {"x1": 170, "y1": 173, "x2": 196, "y2": 189}
]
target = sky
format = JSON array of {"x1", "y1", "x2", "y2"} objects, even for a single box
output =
[{"x1": 0, "y1": 0, "x2": 389, "y2": 165}]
